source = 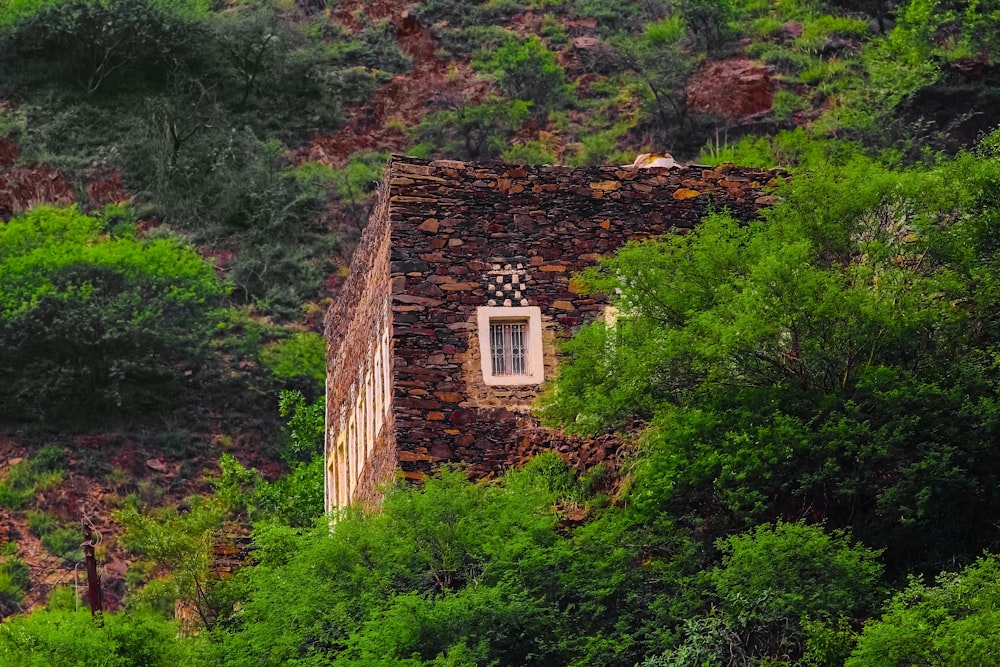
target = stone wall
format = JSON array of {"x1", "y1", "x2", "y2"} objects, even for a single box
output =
[
  {"x1": 386, "y1": 156, "x2": 781, "y2": 480},
  {"x1": 324, "y1": 178, "x2": 396, "y2": 511}
]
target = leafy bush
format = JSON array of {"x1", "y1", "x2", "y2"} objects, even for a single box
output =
[
  {"x1": 412, "y1": 96, "x2": 531, "y2": 160},
  {"x1": 677, "y1": 0, "x2": 737, "y2": 50},
  {"x1": 214, "y1": 390, "x2": 324, "y2": 525},
  {"x1": 0, "y1": 0, "x2": 205, "y2": 95},
  {"x1": 712, "y1": 521, "x2": 883, "y2": 625},
  {"x1": 772, "y1": 88, "x2": 809, "y2": 120},
  {"x1": 473, "y1": 35, "x2": 569, "y2": 110},
  {"x1": 220, "y1": 468, "x2": 574, "y2": 666},
  {"x1": 0, "y1": 556, "x2": 29, "y2": 618},
  {"x1": 115, "y1": 496, "x2": 226, "y2": 628},
  {"x1": 326, "y1": 19, "x2": 411, "y2": 73},
  {"x1": 848, "y1": 555, "x2": 1000, "y2": 666},
  {"x1": 215, "y1": 452, "x2": 324, "y2": 528},
  {"x1": 0, "y1": 609, "x2": 209, "y2": 666},
  {"x1": 277, "y1": 390, "x2": 325, "y2": 464},
  {"x1": 26, "y1": 510, "x2": 58, "y2": 537},
  {"x1": 41, "y1": 527, "x2": 84, "y2": 564},
  {"x1": 542, "y1": 142, "x2": 1000, "y2": 571},
  {"x1": 123, "y1": 127, "x2": 334, "y2": 317},
  {"x1": 417, "y1": 0, "x2": 486, "y2": 28},
  {"x1": 0, "y1": 206, "x2": 227, "y2": 422},
  {"x1": 794, "y1": 14, "x2": 870, "y2": 54},
  {"x1": 27, "y1": 509, "x2": 84, "y2": 562},
  {"x1": 436, "y1": 24, "x2": 511, "y2": 55},
  {"x1": 290, "y1": 152, "x2": 388, "y2": 205},
  {"x1": 572, "y1": 0, "x2": 671, "y2": 33},
  {"x1": 502, "y1": 138, "x2": 559, "y2": 164},
  {"x1": 259, "y1": 332, "x2": 326, "y2": 383}
]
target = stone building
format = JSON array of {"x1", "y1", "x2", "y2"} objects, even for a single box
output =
[{"x1": 323, "y1": 155, "x2": 780, "y2": 512}]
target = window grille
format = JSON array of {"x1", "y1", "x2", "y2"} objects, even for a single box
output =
[{"x1": 490, "y1": 321, "x2": 527, "y2": 376}]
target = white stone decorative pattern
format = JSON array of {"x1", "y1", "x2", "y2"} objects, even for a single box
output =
[{"x1": 484, "y1": 261, "x2": 530, "y2": 307}]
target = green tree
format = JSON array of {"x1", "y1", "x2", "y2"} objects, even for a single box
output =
[
  {"x1": 115, "y1": 496, "x2": 226, "y2": 629},
  {"x1": 541, "y1": 140, "x2": 1000, "y2": 571},
  {"x1": 0, "y1": 206, "x2": 227, "y2": 422},
  {"x1": 214, "y1": 391, "x2": 325, "y2": 527},
  {"x1": 473, "y1": 35, "x2": 569, "y2": 111},
  {"x1": 704, "y1": 521, "x2": 883, "y2": 660},
  {"x1": 218, "y1": 465, "x2": 582, "y2": 666},
  {"x1": 0, "y1": 608, "x2": 208, "y2": 666},
  {"x1": 412, "y1": 96, "x2": 531, "y2": 160},
  {"x1": 677, "y1": 0, "x2": 736, "y2": 51},
  {"x1": 848, "y1": 555, "x2": 1000, "y2": 666},
  {"x1": 610, "y1": 18, "x2": 696, "y2": 146},
  {"x1": 0, "y1": 0, "x2": 205, "y2": 94}
]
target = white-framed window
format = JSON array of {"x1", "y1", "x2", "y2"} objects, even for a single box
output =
[{"x1": 476, "y1": 306, "x2": 544, "y2": 386}]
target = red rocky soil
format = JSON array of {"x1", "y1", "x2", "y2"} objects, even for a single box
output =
[
  {"x1": 84, "y1": 168, "x2": 131, "y2": 208},
  {"x1": 0, "y1": 163, "x2": 75, "y2": 219},
  {"x1": 296, "y1": 1, "x2": 490, "y2": 169},
  {"x1": 0, "y1": 136, "x2": 130, "y2": 216},
  {"x1": 0, "y1": 428, "x2": 266, "y2": 614},
  {"x1": 686, "y1": 58, "x2": 775, "y2": 119}
]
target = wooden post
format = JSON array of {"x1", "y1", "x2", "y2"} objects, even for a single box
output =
[{"x1": 81, "y1": 513, "x2": 103, "y2": 624}]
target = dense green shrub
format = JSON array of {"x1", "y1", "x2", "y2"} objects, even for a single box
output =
[
  {"x1": 0, "y1": 206, "x2": 227, "y2": 422},
  {"x1": 290, "y1": 152, "x2": 388, "y2": 206},
  {"x1": 259, "y1": 332, "x2": 326, "y2": 384},
  {"x1": 213, "y1": 390, "x2": 324, "y2": 525},
  {"x1": 0, "y1": 555, "x2": 29, "y2": 618},
  {"x1": 0, "y1": 608, "x2": 208, "y2": 666},
  {"x1": 40, "y1": 527, "x2": 84, "y2": 564},
  {"x1": 326, "y1": 19, "x2": 412, "y2": 73},
  {"x1": 690, "y1": 521, "x2": 884, "y2": 661},
  {"x1": 27, "y1": 509, "x2": 84, "y2": 563},
  {"x1": 0, "y1": 0, "x2": 206, "y2": 94},
  {"x1": 277, "y1": 390, "x2": 324, "y2": 463},
  {"x1": 473, "y1": 35, "x2": 569, "y2": 110},
  {"x1": 677, "y1": 0, "x2": 737, "y2": 50},
  {"x1": 542, "y1": 141, "x2": 1000, "y2": 571},
  {"x1": 713, "y1": 521, "x2": 884, "y2": 624},
  {"x1": 412, "y1": 97, "x2": 531, "y2": 160},
  {"x1": 572, "y1": 0, "x2": 671, "y2": 33},
  {"x1": 218, "y1": 468, "x2": 577, "y2": 666},
  {"x1": 848, "y1": 555, "x2": 1000, "y2": 666},
  {"x1": 215, "y1": 451, "x2": 324, "y2": 529},
  {"x1": 115, "y1": 496, "x2": 226, "y2": 627}
]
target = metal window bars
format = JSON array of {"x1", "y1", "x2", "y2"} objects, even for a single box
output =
[{"x1": 490, "y1": 321, "x2": 527, "y2": 376}]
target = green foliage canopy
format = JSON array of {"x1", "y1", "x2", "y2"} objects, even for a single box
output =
[
  {"x1": 0, "y1": 608, "x2": 208, "y2": 666},
  {"x1": 848, "y1": 555, "x2": 1000, "y2": 666},
  {"x1": 0, "y1": 206, "x2": 226, "y2": 421},
  {"x1": 542, "y1": 138, "x2": 1000, "y2": 571},
  {"x1": 473, "y1": 35, "x2": 569, "y2": 110}
]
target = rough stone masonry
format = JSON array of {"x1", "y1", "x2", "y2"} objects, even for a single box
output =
[{"x1": 325, "y1": 155, "x2": 782, "y2": 510}]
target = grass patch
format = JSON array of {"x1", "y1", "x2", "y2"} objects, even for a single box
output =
[
  {"x1": 27, "y1": 510, "x2": 84, "y2": 564},
  {"x1": 0, "y1": 445, "x2": 65, "y2": 509}
]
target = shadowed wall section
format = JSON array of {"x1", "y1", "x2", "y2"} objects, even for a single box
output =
[{"x1": 324, "y1": 178, "x2": 395, "y2": 512}]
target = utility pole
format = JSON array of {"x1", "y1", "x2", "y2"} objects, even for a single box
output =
[{"x1": 80, "y1": 507, "x2": 103, "y2": 625}]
